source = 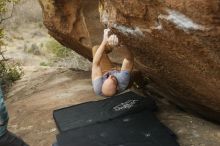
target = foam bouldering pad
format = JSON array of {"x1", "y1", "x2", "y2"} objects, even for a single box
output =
[
  {"x1": 53, "y1": 91, "x2": 156, "y2": 132},
  {"x1": 57, "y1": 110, "x2": 179, "y2": 146}
]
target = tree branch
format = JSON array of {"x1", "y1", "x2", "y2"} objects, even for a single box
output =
[{"x1": 0, "y1": 3, "x2": 15, "y2": 24}]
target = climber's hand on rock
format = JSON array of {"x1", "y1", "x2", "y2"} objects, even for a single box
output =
[
  {"x1": 103, "y1": 28, "x2": 110, "y2": 43},
  {"x1": 108, "y1": 34, "x2": 119, "y2": 47}
]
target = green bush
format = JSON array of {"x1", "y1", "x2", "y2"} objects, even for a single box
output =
[
  {"x1": 45, "y1": 39, "x2": 72, "y2": 58},
  {"x1": 0, "y1": 0, "x2": 22, "y2": 91},
  {"x1": 40, "y1": 62, "x2": 48, "y2": 66},
  {"x1": 0, "y1": 59, "x2": 23, "y2": 90}
]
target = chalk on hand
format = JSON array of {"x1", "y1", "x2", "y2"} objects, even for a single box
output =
[{"x1": 108, "y1": 34, "x2": 119, "y2": 47}]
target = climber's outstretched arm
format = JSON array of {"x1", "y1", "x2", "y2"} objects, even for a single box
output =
[
  {"x1": 92, "y1": 41, "x2": 107, "y2": 80},
  {"x1": 106, "y1": 33, "x2": 133, "y2": 72},
  {"x1": 120, "y1": 46, "x2": 134, "y2": 72},
  {"x1": 92, "y1": 29, "x2": 110, "y2": 80}
]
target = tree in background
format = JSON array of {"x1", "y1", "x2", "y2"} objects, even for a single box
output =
[
  {"x1": 0, "y1": 1, "x2": 28, "y2": 145},
  {"x1": 0, "y1": 0, "x2": 23, "y2": 92}
]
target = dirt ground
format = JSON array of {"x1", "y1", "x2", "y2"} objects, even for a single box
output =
[
  {"x1": 5, "y1": 67, "x2": 220, "y2": 146},
  {"x1": 6, "y1": 67, "x2": 101, "y2": 146}
]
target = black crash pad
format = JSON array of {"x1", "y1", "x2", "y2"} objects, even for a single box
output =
[
  {"x1": 53, "y1": 91, "x2": 156, "y2": 132},
  {"x1": 57, "y1": 110, "x2": 179, "y2": 146}
]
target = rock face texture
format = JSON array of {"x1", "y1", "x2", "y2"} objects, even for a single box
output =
[
  {"x1": 39, "y1": 0, "x2": 104, "y2": 61},
  {"x1": 39, "y1": 0, "x2": 220, "y2": 122}
]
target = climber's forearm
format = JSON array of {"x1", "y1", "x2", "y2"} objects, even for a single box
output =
[
  {"x1": 92, "y1": 40, "x2": 107, "y2": 66},
  {"x1": 120, "y1": 46, "x2": 134, "y2": 72}
]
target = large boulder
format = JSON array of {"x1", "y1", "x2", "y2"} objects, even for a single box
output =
[
  {"x1": 39, "y1": 0, "x2": 104, "y2": 61},
  {"x1": 39, "y1": 0, "x2": 220, "y2": 122}
]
